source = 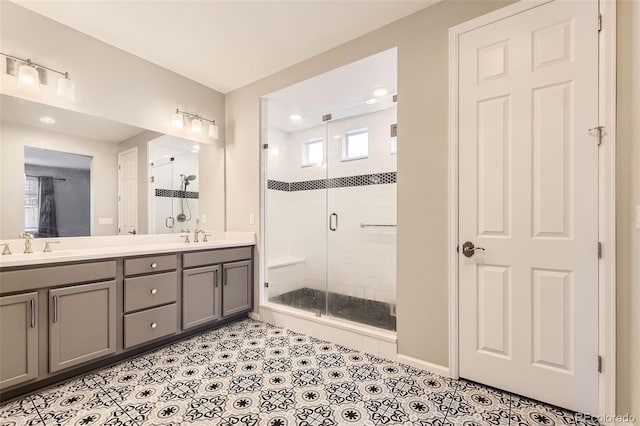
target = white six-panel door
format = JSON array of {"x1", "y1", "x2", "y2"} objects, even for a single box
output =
[
  {"x1": 458, "y1": 0, "x2": 599, "y2": 414},
  {"x1": 118, "y1": 148, "x2": 138, "y2": 235}
]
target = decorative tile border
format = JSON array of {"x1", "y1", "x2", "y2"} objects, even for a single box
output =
[
  {"x1": 155, "y1": 189, "x2": 200, "y2": 199},
  {"x1": 268, "y1": 171, "x2": 396, "y2": 192}
]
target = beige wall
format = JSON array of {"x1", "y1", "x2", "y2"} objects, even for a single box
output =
[
  {"x1": 616, "y1": 0, "x2": 640, "y2": 418},
  {"x1": 0, "y1": 122, "x2": 119, "y2": 237},
  {"x1": 225, "y1": 0, "x2": 514, "y2": 367},
  {"x1": 227, "y1": 0, "x2": 639, "y2": 415}
]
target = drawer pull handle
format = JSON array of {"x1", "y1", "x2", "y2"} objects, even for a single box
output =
[
  {"x1": 151, "y1": 288, "x2": 157, "y2": 295},
  {"x1": 30, "y1": 299, "x2": 36, "y2": 328},
  {"x1": 53, "y1": 295, "x2": 58, "y2": 323},
  {"x1": 151, "y1": 322, "x2": 157, "y2": 329},
  {"x1": 151, "y1": 262, "x2": 158, "y2": 269}
]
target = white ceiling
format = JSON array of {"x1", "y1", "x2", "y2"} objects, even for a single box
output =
[
  {"x1": 1, "y1": 94, "x2": 145, "y2": 143},
  {"x1": 265, "y1": 47, "x2": 397, "y2": 133},
  {"x1": 25, "y1": 145, "x2": 92, "y2": 170},
  {"x1": 11, "y1": 0, "x2": 435, "y2": 94}
]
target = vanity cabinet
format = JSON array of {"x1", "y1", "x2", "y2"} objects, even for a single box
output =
[
  {"x1": 49, "y1": 281, "x2": 116, "y2": 372},
  {"x1": 222, "y1": 260, "x2": 252, "y2": 316},
  {"x1": 123, "y1": 255, "x2": 178, "y2": 348},
  {"x1": 182, "y1": 247, "x2": 253, "y2": 329},
  {"x1": 0, "y1": 292, "x2": 38, "y2": 389},
  {"x1": 182, "y1": 265, "x2": 221, "y2": 329},
  {"x1": 0, "y1": 243, "x2": 253, "y2": 402}
]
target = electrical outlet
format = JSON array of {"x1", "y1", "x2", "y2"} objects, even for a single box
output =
[
  {"x1": 249, "y1": 213, "x2": 255, "y2": 225},
  {"x1": 201, "y1": 214, "x2": 207, "y2": 224}
]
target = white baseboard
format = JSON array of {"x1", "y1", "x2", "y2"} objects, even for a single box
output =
[
  {"x1": 396, "y1": 354, "x2": 451, "y2": 378},
  {"x1": 247, "y1": 311, "x2": 260, "y2": 321}
]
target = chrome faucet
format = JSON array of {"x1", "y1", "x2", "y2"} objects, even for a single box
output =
[
  {"x1": 43, "y1": 241, "x2": 60, "y2": 253},
  {"x1": 1, "y1": 243, "x2": 11, "y2": 255},
  {"x1": 194, "y1": 219, "x2": 205, "y2": 243},
  {"x1": 18, "y1": 233, "x2": 34, "y2": 254}
]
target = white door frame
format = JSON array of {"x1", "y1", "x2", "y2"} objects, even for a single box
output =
[
  {"x1": 118, "y1": 147, "x2": 138, "y2": 235},
  {"x1": 448, "y1": 0, "x2": 617, "y2": 416}
]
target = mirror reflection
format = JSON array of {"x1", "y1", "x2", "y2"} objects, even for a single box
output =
[{"x1": 0, "y1": 94, "x2": 214, "y2": 239}]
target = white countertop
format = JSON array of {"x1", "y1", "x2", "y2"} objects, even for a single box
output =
[{"x1": 0, "y1": 232, "x2": 255, "y2": 268}]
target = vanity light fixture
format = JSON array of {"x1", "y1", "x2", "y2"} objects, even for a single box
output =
[
  {"x1": 191, "y1": 118, "x2": 202, "y2": 134},
  {"x1": 172, "y1": 109, "x2": 218, "y2": 140},
  {"x1": 1, "y1": 52, "x2": 75, "y2": 100}
]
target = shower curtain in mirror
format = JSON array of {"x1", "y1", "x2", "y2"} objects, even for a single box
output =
[{"x1": 38, "y1": 177, "x2": 59, "y2": 237}]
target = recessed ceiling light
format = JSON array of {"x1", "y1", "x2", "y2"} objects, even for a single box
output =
[
  {"x1": 365, "y1": 98, "x2": 378, "y2": 105},
  {"x1": 39, "y1": 116, "x2": 56, "y2": 124},
  {"x1": 289, "y1": 113, "x2": 302, "y2": 121},
  {"x1": 373, "y1": 87, "x2": 389, "y2": 97}
]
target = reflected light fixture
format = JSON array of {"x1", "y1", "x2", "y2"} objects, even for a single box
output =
[
  {"x1": 2, "y1": 52, "x2": 75, "y2": 99},
  {"x1": 39, "y1": 116, "x2": 56, "y2": 124},
  {"x1": 365, "y1": 98, "x2": 378, "y2": 105},
  {"x1": 172, "y1": 108, "x2": 218, "y2": 140},
  {"x1": 289, "y1": 113, "x2": 302, "y2": 121},
  {"x1": 373, "y1": 87, "x2": 389, "y2": 97}
]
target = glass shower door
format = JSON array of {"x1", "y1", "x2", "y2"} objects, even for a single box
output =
[
  {"x1": 265, "y1": 124, "x2": 328, "y2": 312},
  {"x1": 325, "y1": 106, "x2": 397, "y2": 330}
]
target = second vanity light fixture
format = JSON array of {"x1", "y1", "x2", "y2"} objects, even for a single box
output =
[
  {"x1": 172, "y1": 109, "x2": 219, "y2": 140},
  {"x1": 1, "y1": 52, "x2": 75, "y2": 100}
]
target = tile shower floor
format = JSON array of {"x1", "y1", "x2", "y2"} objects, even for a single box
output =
[{"x1": 0, "y1": 319, "x2": 599, "y2": 426}]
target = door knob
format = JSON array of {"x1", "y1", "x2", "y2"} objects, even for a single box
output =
[{"x1": 462, "y1": 241, "x2": 485, "y2": 258}]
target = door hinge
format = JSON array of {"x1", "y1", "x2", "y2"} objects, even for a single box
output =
[
  {"x1": 588, "y1": 126, "x2": 604, "y2": 145},
  {"x1": 118, "y1": 164, "x2": 121, "y2": 170},
  {"x1": 598, "y1": 14, "x2": 602, "y2": 32},
  {"x1": 598, "y1": 355, "x2": 603, "y2": 373},
  {"x1": 263, "y1": 144, "x2": 269, "y2": 149},
  {"x1": 150, "y1": 176, "x2": 155, "y2": 183},
  {"x1": 264, "y1": 282, "x2": 269, "y2": 288},
  {"x1": 598, "y1": 242, "x2": 603, "y2": 259}
]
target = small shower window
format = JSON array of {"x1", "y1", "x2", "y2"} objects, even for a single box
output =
[
  {"x1": 24, "y1": 175, "x2": 39, "y2": 232},
  {"x1": 342, "y1": 128, "x2": 368, "y2": 161},
  {"x1": 302, "y1": 138, "x2": 323, "y2": 166}
]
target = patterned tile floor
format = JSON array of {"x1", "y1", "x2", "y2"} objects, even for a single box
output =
[{"x1": 0, "y1": 319, "x2": 600, "y2": 426}]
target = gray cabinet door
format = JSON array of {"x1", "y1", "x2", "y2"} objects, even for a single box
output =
[
  {"x1": 182, "y1": 265, "x2": 221, "y2": 330},
  {"x1": 49, "y1": 281, "x2": 116, "y2": 373},
  {"x1": 222, "y1": 260, "x2": 252, "y2": 317},
  {"x1": 0, "y1": 292, "x2": 38, "y2": 389}
]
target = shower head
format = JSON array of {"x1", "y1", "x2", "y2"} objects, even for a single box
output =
[
  {"x1": 181, "y1": 174, "x2": 196, "y2": 182},
  {"x1": 186, "y1": 175, "x2": 197, "y2": 181}
]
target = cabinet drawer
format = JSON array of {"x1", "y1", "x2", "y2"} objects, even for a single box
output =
[
  {"x1": 124, "y1": 272, "x2": 177, "y2": 312},
  {"x1": 125, "y1": 255, "x2": 177, "y2": 276},
  {"x1": 124, "y1": 303, "x2": 177, "y2": 348},
  {"x1": 183, "y1": 247, "x2": 252, "y2": 268},
  {"x1": 0, "y1": 261, "x2": 115, "y2": 294}
]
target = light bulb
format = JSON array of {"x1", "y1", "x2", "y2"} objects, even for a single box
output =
[
  {"x1": 172, "y1": 112, "x2": 183, "y2": 129},
  {"x1": 18, "y1": 64, "x2": 39, "y2": 90},
  {"x1": 208, "y1": 123, "x2": 219, "y2": 139},
  {"x1": 191, "y1": 118, "x2": 202, "y2": 134},
  {"x1": 56, "y1": 77, "x2": 75, "y2": 101}
]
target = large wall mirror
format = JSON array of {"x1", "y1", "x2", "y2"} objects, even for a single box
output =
[{"x1": 0, "y1": 94, "x2": 222, "y2": 239}]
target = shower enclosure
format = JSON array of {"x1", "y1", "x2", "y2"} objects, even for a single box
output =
[
  {"x1": 264, "y1": 105, "x2": 397, "y2": 331},
  {"x1": 148, "y1": 135, "x2": 199, "y2": 234}
]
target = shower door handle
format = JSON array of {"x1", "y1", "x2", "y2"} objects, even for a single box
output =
[
  {"x1": 329, "y1": 213, "x2": 338, "y2": 231},
  {"x1": 165, "y1": 216, "x2": 174, "y2": 229}
]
